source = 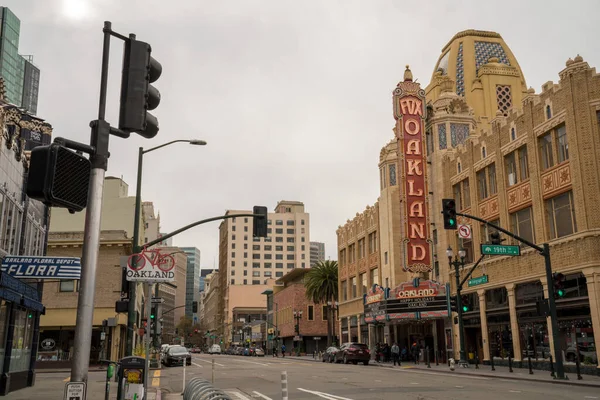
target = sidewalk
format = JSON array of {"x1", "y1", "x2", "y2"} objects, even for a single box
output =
[{"x1": 285, "y1": 355, "x2": 600, "y2": 388}]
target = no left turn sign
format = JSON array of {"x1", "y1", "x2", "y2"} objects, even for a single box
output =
[{"x1": 458, "y1": 224, "x2": 472, "y2": 239}]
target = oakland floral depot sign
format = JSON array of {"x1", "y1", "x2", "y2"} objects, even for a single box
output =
[{"x1": 363, "y1": 281, "x2": 450, "y2": 323}]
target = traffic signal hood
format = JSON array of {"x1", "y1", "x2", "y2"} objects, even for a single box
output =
[
  {"x1": 449, "y1": 295, "x2": 458, "y2": 313},
  {"x1": 442, "y1": 199, "x2": 457, "y2": 230},
  {"x1": 253, "y1": 206, "x2": 268, "y2": 238},
  {"x1": 553, "y1": 272, "x2": 566, "y2": 298},
  {"x1": 119, "y1": 38, "x2": 162, "y2": 138},
  {"x1": 26, "y1": 143, "x2": 91, "y2": 213},
  {"x1": 461, "y1": 295, "x2": 472, "y2": 312}
]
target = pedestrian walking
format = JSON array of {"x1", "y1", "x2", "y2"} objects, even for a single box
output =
[
  {"x1": 411, "y1": 342, "x2": 419, "y2": 365},
  {"x1": 391, "y1": 342, "x2": 401, "y2": 366},
  {"x1": 281, "y1": 344, "x2": 286, "y2": 358}
]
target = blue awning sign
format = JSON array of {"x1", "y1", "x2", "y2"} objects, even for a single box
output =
[{"x1": 1, "y1": 256, "x2": 81, "y2": 280}]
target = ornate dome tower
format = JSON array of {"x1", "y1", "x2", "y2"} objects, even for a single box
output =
[{"x1": 425, "y1": 30, "x2": 528, "y2": 124}]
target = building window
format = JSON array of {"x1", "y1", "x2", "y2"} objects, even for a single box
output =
[
  {"x1": 351, "y1": 277, "x2": 357, "y2": 298},
  {"x1": 232, "y1": 234, "x2": 236, "y2": 240},
  {"x1": 348, "y1": 244, "x2": 356, "y2": 263},
  {"x1": 457, "y1": 234, "x2": 474, "y2": 264},
  {"x1": 286, "y1": 229, "x2": 294, "y2": 234},
  {"x1": 264, "y1": 254, "x2": 272, "y2": 260},
  {"x1": 231, "y1": 252, "x2": 235, "y2": 258},
  {"x1": 496, "y1": 85, "x2": 513, "y2": 116},
  {"x1": 244, "y1": 270, "x2": 248, "y2": 276},
  {"x1": 287, "y1": 220, "x2": 295, "y2": 226},
  {"x1": 276, "y1": 220, "x2": 283, "y2": 225},
  {"x1": 510, "y1": 207, "x2": 534, "y2": 246},
  {"x1": 482, "y1": 146, "x2": 487, "y2": 158},
  {"x1": 322, "y1": 305, "x2": 328, "y2": 321},
  {"x1": 546, "y1": 191, "x2": 577, "y2": 239},
  {"x1": 0, "y1": 190, "x2": 24, "y2": 254},
  {"x1": 286, "y1": 254, "x2": 295, "y2": 260},
  {"x1": 518, "y1": 146, "x2": 529, "y2": 181},
  {"x1": 477, "y1": 164, "x2": 496, "y2": 200},
  {"x1": 231, "y1": 279, "x2": 235, "y2": 284},
  {"x1": 389, "y1": 163, "x2": 397, "y2": 186},
  {"x1": 370, "y1": 268, "x2": 379, "y2": 286},
  {"x1": 557, "y1": 125, "x2": 569, "y2": 163},
  {"x1": 453, "y1": 179, "x2": 470, "y2": 210},
  {"x1": 539, "y1": 132, "x2": 554, "y2": 170},
  {"x1": 287, "y1": 263, "x2": 294, "y2": 268},
  {"x1": 276, "y1": 228, "x2": 283, "y2": 234},
  {"x1": 480, "y1": 219, "x2": 500, "y2": 244},
  {"x1": 438, "y1": 124, "x2": 447, "y2": 149},
  {"x1": 505, "y1": 146, "x2": 529, "y2": 186},
  {"x1": 253, "y1": 262, "x2": 260, "y2": 268},
  {"x1": 546, "y1": 105, "x2": 552, "y2": 120},
  {"x1": 360, "y1": 273, "x2": 367, "y2": 295},
  {"x1": 276, "y1": 263, "x2": 283, "y2": 269},
  {"x1": 253, "y1": 245, "x2": 260, "y2": 250},
  {"x1": 287, "y1": 245, "x2": 294, "y2": 251},
  {"x1": 276, "y1": 237, "x2": 283, "y2": 243},
  {"x1": 276, "y1": 272, "x2": 283, "y2": 277},
  {"x1": 307, "y1": 305, "x2": 314, "y2": 321},
  {"x1": 276, "y1": 254, "x2": 283, "y2": 260},
  {"x1": 60, "y1": 280, "x2": 76, "y2": 292},
  {"x1": 505, "y1": 152, "x2": 517, "y2": 186},
  {"x1": 380, "y1": 165, "x2": 387, "y2": 189},
  {"x1": 342, "y1": 281, "x2": 348, "y2": 301},
  {"x1": 244, "y1": 226, "x2": 248, "y2": 232},
  {"x1": 510, "y1": 127, "x2": 516, "y2": 141},
  {"x1": 450, "y1": 123, "x2": 469, "y2": 147},
  {"x1": 264, "y1": 262, "x2": 272, "y2": 268},
  {"x1": 457, "y1": 162, "x2": 461, "y2": 173},
  {"x1": 264, "y1": 271, "x2": 272, "y2": 277},
  {"x1": 301, "y1": 219, "x2": 305, "y2": 225},
  {"x1": 368, "y1": 232, "x2": 377, "y2": 253},
  {"x1": 252, "y1": 280, "x2": 260, "y2": 285},
  {"x1": 384, "y1": 251, "x2": 388, "y2": 264},
  {"x1": 232, "y1": 225, "x2": 236, "y2": 231},
  {"x1": 264, "y1": 245, "x2": 272, "y2": 251},
  {"x1": 231, "y1": 270, "x2": 235, "y2": 276},
  {"x1": 253, "y1": 271, "x2": 260, "y2": 277},
  {"x1": 23, "y1": 213, "x2": 46, "y2": 256},
  {"x1": 244, "y1": 279, "x2": 247, "y2": 284},
  {"x1": 358, "y1": 238, "x2": 365, "y2": 258}
]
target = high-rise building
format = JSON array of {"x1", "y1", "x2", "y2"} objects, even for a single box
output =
[
  {"x1": 0, "y1": 7, "x2": 40, "y2": 114},
  {"x1": 309, "y1": 241, "x2": 325, "y2": 267},
  {"x1": 199, "y1": 269, "x2": 211, "y2": 292},
  {"x1": 181, "y1": 247, "x2": 201, "y2": 321},
  {"x1": 216, "y1": 200, "x2": 310, "y2": 346}
]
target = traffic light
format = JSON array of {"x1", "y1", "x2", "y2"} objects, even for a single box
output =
[
  {"x1": 449, "y1": 295, "x2": 457, "y2": 313},
  {"x1": 553, "y1": 272, "x2": 566, "y2": 298},
  {"x1": 490, "y1": 231, "x2": 504, "y2": 244},
  {"x1": 192, "y1": 301, "x2": 198, "y2": 313},
  {"x1": 150, "y1": 306, "x2": 157, "y2": 320},
  {"x1": 28, "y1": 312, "x2": 33, "y2": 319},
  {"x1": 461, "y1": 295, "x2": 471, "y2": 312},
  {"x1": 119, "y1": 38, "x2": 162, "y2": 138},
  {"x1": 441, "y1": 199, "x2": 457, "y2": 230},
  {"x1": 26, "y1": 143, "x2": 91, "y2": 213},
  {"x1": 253, "y1": 206, "x2": 268, "y2": 238}
]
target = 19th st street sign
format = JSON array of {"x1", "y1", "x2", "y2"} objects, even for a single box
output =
[{"x1": 480, "y1": 244, "x2": 521, "y2": 256}]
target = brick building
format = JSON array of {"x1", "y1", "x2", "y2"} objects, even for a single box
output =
[
  {"x1": 40, "y1": 231, "x2": 132, "y2": 367},
  {"x1": 337, "y1": 29, "x2": 600, "y2": 372},
  {"x1": 272, "y1": 269, "x2": 334, "y2": 354}
]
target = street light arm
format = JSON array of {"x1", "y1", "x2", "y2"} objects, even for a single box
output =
[
  {"x1": 142, "y1": 213, "x2": 262, "y2": 249},
  {"x1": 142, "y1": 139, "x2": 206, "y2": 154}
]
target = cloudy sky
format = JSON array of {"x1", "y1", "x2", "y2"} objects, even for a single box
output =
[{"x1": 9, "y1": 0, "x2": 599, "y2": 268}]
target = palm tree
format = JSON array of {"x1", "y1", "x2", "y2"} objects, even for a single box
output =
[{"x1": 304, "y1": 260, "x2": 338, "y2": 346}]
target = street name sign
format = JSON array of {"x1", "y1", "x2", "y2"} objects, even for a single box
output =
[
  {"x1": 2, "y1": 256, "x2": 81, "y2": 280},
  {"x1": 151, "y1": 297, "x2": 164, "y2": 304},
  {"x1": 480, "y1": 244, "x2": 521, "y2": 256},
  {"x1": 64, "y1": 382, "x2": 86, "y2": 400},
  {"x1": 468, "y1": 275, "x2": 489, "y2": 287}
]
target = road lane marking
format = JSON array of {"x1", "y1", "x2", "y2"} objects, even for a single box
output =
[
  {"x1": 509, "y1": 390, "x2": 521, "y2": 393},
  {"x1": 297, "y1": 388, "x2": 353, "y2": 400},
  {"x1": 151, "y1": 369, "x2": 161, "y2": 387},
  {"x1": 194, "y1": 358, "x2": 225, "y2": 367},
  {"x1": 396, "y1": 369, "x2": 490, "y2": 380},
  {"x1": 191, "y1": 362, "x2": 204, "y2": 368},
  {"x1": 410, "y1": 382, "x2": 419, "y2": 385},
  {"x1": 252, "y1": 391, "x2": 274, "y2": 400},
  {"x1": 455, "y1": 386, "x2": 464, "y2": 388},
  {"x1": 375, "y1": 380, "x2": 382, "y2": 382},
  {"x1": 234, "y1": 359, "x2": 271, "y2": 367},
  {"x1": 584, "y1": 397, "x2": 598, "y2": 399},
  {"x1": 153, "y1": 370, "x2": 161, "y2": 377},
  {"x1": 63, "y1": 377, "x2": 70, "y2": 382},
  {"x1": 232, "y1": 392, "x2": 252, "y2": 400}
]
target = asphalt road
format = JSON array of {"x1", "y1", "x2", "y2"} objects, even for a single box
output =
[{"x1": 153, "y1": 354, "x2": 600, "y2": 400}]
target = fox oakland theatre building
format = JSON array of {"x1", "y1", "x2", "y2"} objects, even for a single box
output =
[{"x1": 337, "y1": 29, "x2": 600, "y2": 373}]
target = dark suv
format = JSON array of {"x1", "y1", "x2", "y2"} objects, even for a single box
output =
[{"x1": 334, "y1": 343, "x2": 370, "y2": 365}]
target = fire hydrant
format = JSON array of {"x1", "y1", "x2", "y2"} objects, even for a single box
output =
[{"x1": 449, "y1": 358, "x2": 456, "y2": 371}]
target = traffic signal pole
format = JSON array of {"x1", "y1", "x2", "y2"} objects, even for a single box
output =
[{"x1": 455, "y1": 212, "x2": 565, "y2": 380}]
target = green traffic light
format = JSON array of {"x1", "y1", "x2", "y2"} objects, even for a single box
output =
[
  {"x1": 449, "y1": 219, "x2": 455, "y2": 226},
  {"x1": 462, "y1": 305, "x2": 469, "y2": 312},
  {"x1": 27, "y1": 313, "x2": 33, "y2": 319},
  {"x1": 150, "y1": 314, "x2": 155, "y2": 319},
  {"x1": 557, "y1": 289, "x2": 565, "y2": 297}
]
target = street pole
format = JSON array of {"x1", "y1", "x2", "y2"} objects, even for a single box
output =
[
  {"x1": 126, "y1": 147, "x2": 144, "y2": 356},
  {"x1": 453, "y1": 256, "x2": 468, "y2": 367},
  {"x1": 153, "y1": 283, "x2": 160, "y2": 348},
  {"x1": 544, "y1": 244, "x2": 565, "y2": 379},
  {"x1": 143, "y1": 283, "x2": 152, "y2": 398},
  {"x1": 70, "y1": 21, "x2": 112, "y2": 384}
]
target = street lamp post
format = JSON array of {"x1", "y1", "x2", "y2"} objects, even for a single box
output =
[
  {"x1": 447, "y1": 246, "x2": 468, "y2": 368},
  {"x1": 293, "y1": 310, "x2": 303, "y2": 354},
  {"x1": 327, "y1": 301, "x2": 339, "y2": 346},
  {"x1": 126, "y1": 139, "x2": 206, "y2": 356}
]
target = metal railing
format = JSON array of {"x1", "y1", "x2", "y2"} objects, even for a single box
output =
[{"x1": 183, "y1": 378, "x2": 232, "y2": 399}]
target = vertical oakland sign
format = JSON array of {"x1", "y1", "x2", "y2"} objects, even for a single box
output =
[{"x1": 393, "y1": 66, "x2": 432, "y2": 274}]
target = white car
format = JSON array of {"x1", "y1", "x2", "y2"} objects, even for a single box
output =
[{"x1": 208, "y1": 344, "x2": 222, "y2": 354}]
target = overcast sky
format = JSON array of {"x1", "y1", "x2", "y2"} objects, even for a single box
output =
[{"x1": 10, "y1": 0, "x2": 599, "y2": 269}]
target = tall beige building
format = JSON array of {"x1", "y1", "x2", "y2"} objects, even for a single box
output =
[{"x1": 217, "y1": 200, "x2": 310, "y2": 345}]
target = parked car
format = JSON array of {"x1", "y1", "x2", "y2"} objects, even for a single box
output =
[
  {"x1": 163, "y1": 345, "x2": 191, "y2": 367},
  {"x1": 208, "y1": 344, "x2": 222, "y2": 355},
  {"x1": 322, "y1": 346, "x2": 340, "y2": 363},
  {"x1": 252, "y1": 347, "x2": 265, "y2": 357},
  {"x1": 334, "y1": 343, "x2": 370, "y2": 365}
]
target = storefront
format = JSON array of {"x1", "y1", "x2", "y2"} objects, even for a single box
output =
[{"x1": 0, "y1": 272, "x2": 45, "y2": 395}]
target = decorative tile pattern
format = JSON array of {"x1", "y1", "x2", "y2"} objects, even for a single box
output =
[
  {"x1": 456, "y1": 42, "x2": 464, "y2": 96},
  {"x1": 507, "y1": 181, "x2": 532, "y2": 212},
  {"x1": 479, "y1": 196, "x2": 500, "y2": 220},
  {"x1": 496, "y1": 85, "x2": 512, "y2": 116},
  {"x1": 541, "y1": 162, "x2": 572, "y2": 199},
  {"x1": 450, "y1": 123, "x2": 469, "y2": 147},
  {"x1": 438, "y1": 124, "x2": 447, "y2": 149},
  {"x1": 389, "y1": 163, "x2": 397, "y2": 186},
  {"x1": 437, "y1": 51, "x2": 450, "y2": 75},
  {"x1": 474, "y1": 41, "x2": 510, "y2": 73}
]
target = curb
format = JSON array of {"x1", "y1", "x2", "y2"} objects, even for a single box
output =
[
  {"x1": 282, "y1": 357, "x2": 600, "y2": 388},
  {"x1": 37, "y1": 368, "x2": 106, "y2": 374}
]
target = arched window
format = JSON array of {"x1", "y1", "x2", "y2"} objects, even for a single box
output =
[
  {"x1": 510, "y1": 127, "x2": 516, "y2": 141},
  {"x1": 546, "y1": 105, "x2": 552, "y2": 120},
  {"x1": 482, "y1": 147, "x2": 487, "y2": 158},
  {"x1": 458, "y1": 162, "x2": 462, "y2": 173}
]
